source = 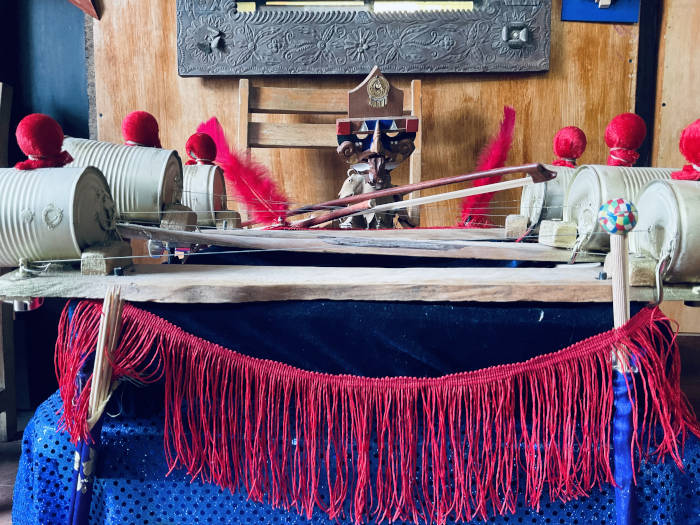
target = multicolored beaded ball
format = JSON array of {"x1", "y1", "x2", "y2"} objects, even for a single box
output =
[{"x1": 597, "y1": 198, "x2": 638, "y2": 235}]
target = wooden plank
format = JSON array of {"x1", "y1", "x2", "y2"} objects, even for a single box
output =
[
  {"x1": 0, "y1": 264, "x2": 693, "y2": 304},
  {"x1": 117, "y1": 223, "x2": 604, "y2": 263},
  {"x1": 408, "y1": 80, "x2": 422, "y2": 225},
  {"x1": 248, "y1": 122, "x2": 338, "y2": 148},
  {"x1": 250, "y1": 86, "x2": 347, "y2": 114},
  {"x1": 0, "y1": 83, "x2": 12, "y2": 168},
  {"x1": 249, "y1": 85, "x2": 413, "y2": 114},
  {"x1": 237, "y1": 78, "x2": 250, "y2": 151},
  {"x1": 661, "y1": 301, "x2": 700, "y2": 334},
  {"x1": 93, "y1": 0, "x2": 639, "y2": 228},
  {"x1": 652, "y1": 0, "x2": 700, "y2": 167}
]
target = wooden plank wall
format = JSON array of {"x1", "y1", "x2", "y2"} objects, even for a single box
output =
[
  {"x1": 651, "y1": 0, "x2": 700, "y2": 334},
  {"x1": 93, "y1": 0, "x2": 638, "y2": 227},
  {"x1": 653, "y1": 0, "x2": 699, "y2": 168}
]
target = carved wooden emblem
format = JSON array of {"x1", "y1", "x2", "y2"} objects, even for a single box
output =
[{"x1": 176, "y1": 0, "x2": 551, "y2": 76}]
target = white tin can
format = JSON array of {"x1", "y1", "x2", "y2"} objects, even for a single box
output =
[
  {"x1": 63, "y1": 137, "x2": 182, "y2": 223},
  {"x1": 182, "y1": 164, "x2": 227, "y2": 227},
  {"x1": 630, "y1": 179, "x2": 700, "y2": 283},
  {"x1": 0, "y1": 167, "x2": 116, "y2": 266},
  {"x1": 519, "y1": 164, "x2": 578, "y2": 226},
  {"x1": 564, "y1": 165, "x2": 672, "y2": 252}
]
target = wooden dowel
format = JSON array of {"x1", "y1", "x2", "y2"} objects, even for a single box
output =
[
  {"x1": 284, "y1": 163, "x2": 554, "y2": 218},
  {"x1": 302, "y1": 176, "x2": 535, "y2": 228},
  {"x1": 291, "y1": 199, "x2": 374, "y2": 228},
  {"x1": 610, "y1": 234, "x2": 630, "y2": 328}
]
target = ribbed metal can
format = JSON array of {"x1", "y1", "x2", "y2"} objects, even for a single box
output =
[
  {"x1": 563, "y1": 165, "x2": 672, "y2": 252},
  {"x1": 519, "y1": 164, "x2": 578, "y2": 227},
  {"x1": 630, "y1": 179, "x2": 700, "y2": 283},
  {"x1": 0, "y1": 167, "x2": 116, "y2": 266},
  {"x1": 63, "y1": 137, "x2": 182, "y2": 224},
  {"x1": 182, "y1": 164, "x2": 227, "y2": 226}
]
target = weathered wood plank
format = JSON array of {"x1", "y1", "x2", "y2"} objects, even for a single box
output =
[
  {"x1": 237, "y1": 78, "x2": 250, "y2": 151},
  {"x1": 0, "y1": 264, "x2": 695, "y2": 304},
  {"x1": 116, "y1": 224, "x2": 604, "y2": 263},
  {"x1": 248, "y1": 122, "x2": 338, "y2": 148},
  {"x1": 249, "y1": 86, "x2": 413, "y2": 114},
  {"x1": 652, "y1": 0, "x2": 700, "y2": 168}
]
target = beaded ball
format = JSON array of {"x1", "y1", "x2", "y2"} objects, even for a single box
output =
[{"x1": 597, "y1": 198, "x2": 637, "y2": 235}]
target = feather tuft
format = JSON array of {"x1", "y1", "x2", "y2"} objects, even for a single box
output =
[
  {"x1": 460, "y1": 106, "x2": 516, "y2": 227},
  {"x1": 197, "y1": 117, "x2": 288, "y2": 225}
]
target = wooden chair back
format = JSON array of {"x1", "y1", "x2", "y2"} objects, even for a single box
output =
[{"x1": 237, "y1": 79, "x2": 423, "y2": 223}]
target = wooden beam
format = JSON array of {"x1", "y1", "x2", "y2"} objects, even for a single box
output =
[
  {"x1": 248, "y1": 85, "x2": 414, "y2": 114},
  {"x1": 116, "y1": 224, "x2": 604, "y2": 263},
  {"x1": 248, "y1": 122, "x2": 337, "y2": 148},
  {"x1": 237, "y1": 79, "x2": 250, "y2": 151},
  {"x1": 0, "y1": 264, "x2": 696, "y2": 305},
  {"x1": 408, "y1": 79, "x2": 422, "y2": 225}
]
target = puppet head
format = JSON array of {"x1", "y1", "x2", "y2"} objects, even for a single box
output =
[{"x1": 14, "y1": 113, "x2": 73, "y2": 170}]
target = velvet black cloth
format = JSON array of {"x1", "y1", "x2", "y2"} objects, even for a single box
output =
[{"x1": 139, "y1": 300, "x2": 645, "y2": 379}]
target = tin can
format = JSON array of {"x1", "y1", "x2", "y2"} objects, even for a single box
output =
[
  {"x1": 63, "y1": 137, "x2": 182, "y2": 223},
  {"x1": 630, "y1": 179, "x2": 700, "y2": 283},
  {"x1": 564, "y1": 165, "x2": 672, "y2": 252},
  {"x1": 0, "y1": 167, "x2": 116, "y2": 266},
  {"x1": 519, "y1": 164, "x2": 578, "y2": 227},
  {"x1": 182, "y1": 164, "x2": 227, "y2": 226}
]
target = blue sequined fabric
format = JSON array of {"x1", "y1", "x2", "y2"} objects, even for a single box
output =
[{"x1": 13, "y1": 391, "x2": 700, "y2": 525}]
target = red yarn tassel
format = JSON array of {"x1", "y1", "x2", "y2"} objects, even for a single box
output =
[
  {"x1": 56, "y1": 302, "x2": 700, "y2": 524},
  {"x1": 197, "y1": 117, "x2": 288, "y2": 225},
  {"x1": 605, "y1": 113, "x2": 646, "y2": 167},
  {"x1": 460, "y1": 106, "x2": 516, "y2": 227}
]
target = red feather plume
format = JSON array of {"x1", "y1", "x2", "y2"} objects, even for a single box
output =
[
  {"x1": 460, "y1": 106, "x2": 516, "y2": 227},
  {"x1": 197, "y1": 117, "x2": 288, "y2": 225}
]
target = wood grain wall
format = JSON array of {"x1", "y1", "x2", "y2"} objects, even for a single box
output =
[
  {"x1": 653, "y1": 0, "x2": 699, "y2": 168},
  {"x1": 93, "y1": 0, "x2": 639, "y2": 227}
]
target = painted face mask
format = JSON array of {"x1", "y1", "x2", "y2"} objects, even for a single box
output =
[{"x1": 336, "y1": 117, "x2": 418, "y2": 188}]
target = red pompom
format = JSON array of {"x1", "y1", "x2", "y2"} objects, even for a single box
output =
[
  {"x1": 552, "y1": 126, "x2": 587, "y2": 167},
  {"x1": 121, "y1": 111, "x2": 162, "y2": 148},
  {"x1": 605, "y1": 113, "x2": 646, "y2": 166},
  {"x1": 14, "y1": 113, "x2": 73, "y2": 170},
  {"x1": 185, "y1": 132, "x2": 217, "y2": 165},
  {"x1": 672, "y1": 118, "x2": 700, "y2": 181}
]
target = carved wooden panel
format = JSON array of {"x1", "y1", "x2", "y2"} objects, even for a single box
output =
[{"x1": 176, "y1": 0, "x2": 551, "y2": 76}]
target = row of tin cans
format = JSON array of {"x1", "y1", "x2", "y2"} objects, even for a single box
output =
[
  {"x1": 64, "y1": 137, "x2": 227, "y2": 226},
  {"x1": 521, "y1": 165, "x2": 699, "y2": 282},
  {"x1": 0, "y1": 138, "x2": 228, "y2": 266}
]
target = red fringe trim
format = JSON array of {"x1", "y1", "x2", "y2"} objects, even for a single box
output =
[{"x1": 55, "y1": 302, "x2": 699, "y2": 524}]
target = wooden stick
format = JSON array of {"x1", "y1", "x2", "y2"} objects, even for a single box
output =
[
  {"x1": 87, "y1": 286, "x2": 123, "y2": 429},
  {"x1": 304, "y1": 176, "x2": 536, "y2": 228},
  {"x1": 610, "y1": 234, "x2": 630, "y2": 328},
  {"x1": 293, "y1": 175, "x2": 535, "y2": 229},
  {"x1": 282, "y1": 163, "x2": 554, "y2": 220},
  {"x1": 291, "y1": 200, "x2": 374, "y2": 228}
]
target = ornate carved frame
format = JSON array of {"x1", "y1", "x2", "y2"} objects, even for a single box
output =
[{"x1": 176, "y1": 0, "x2": 551, "y2": 76}]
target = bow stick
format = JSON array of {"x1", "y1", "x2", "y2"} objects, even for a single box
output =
[
  {"x1": 241, "y1": 163, "x2": 554, "y2": 227},
  {"x1": 293, "y1": 165, "x2": 555, "y2": 228}
]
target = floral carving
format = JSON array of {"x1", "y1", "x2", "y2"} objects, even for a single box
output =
[
  {"x1": 344, "y1": 28, "x2": 376, "y2": 62},
  {"x1": 284, "y1": 25, "x2": 346, "y2": 66},
  {"x1": 227, "y1": 23, "x2": 283, "y2": 68},
  {"x1": 176, "y1": 0, "x2": 551, "y2": 76}
]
